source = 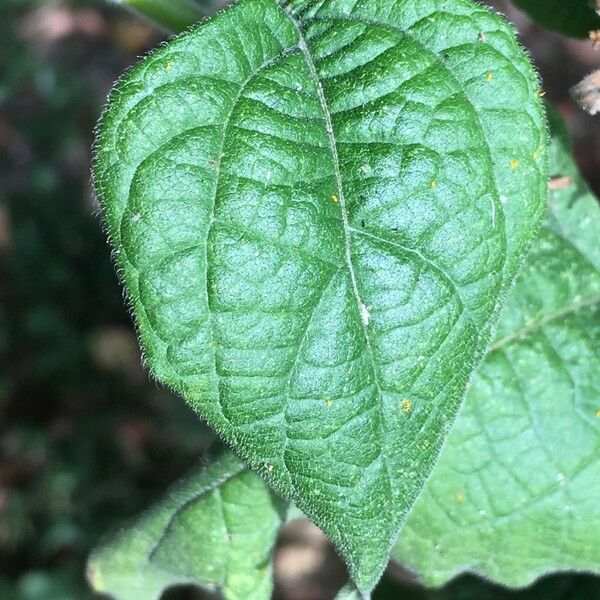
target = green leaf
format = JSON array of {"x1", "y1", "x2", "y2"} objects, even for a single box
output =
[
  {"x1": 94, "y1": 0, "x2": 547, "y2": 589},
  {"x1": 512, "y1": 0, "x2": 600, "y2": 38},
  {"x1": 87, "y1": 451, "x2": 285, "y2": 600},
  {"x1": 393, "y1": 111, "x2": 600, "y2": 587}
]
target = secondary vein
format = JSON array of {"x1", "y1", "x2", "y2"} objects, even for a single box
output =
[{"x1": 489, "y1": 294, "x2": 600, "y2": 352}]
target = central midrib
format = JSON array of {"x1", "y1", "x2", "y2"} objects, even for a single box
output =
[
  {"x1": 284, "y1": 13, "x2": 370, "y2": 328},
  {"x1": 277, "y1": 1, "x2": 393, "y2": 511}
]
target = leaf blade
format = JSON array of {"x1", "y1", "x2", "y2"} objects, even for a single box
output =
[
  {"x1": 87, "y1": 451, "x2": 285, "y2": 600},
  {"x1": 94, "y1": 0, "x2": 548, "y2": 589}
]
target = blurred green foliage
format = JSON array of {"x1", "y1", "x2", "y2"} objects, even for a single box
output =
[
  {"x1": 1, "y1": 2, "x2": 214, "y2": 597},
  {"x1": 513, "y1": 0, "x2": 600, "y2": 38}
]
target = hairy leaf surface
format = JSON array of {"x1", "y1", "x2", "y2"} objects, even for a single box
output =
[
  {"x1": 94, "y1": 0, "x2": 547, "y2": 588},
  {"x1": 87, "y1": 452, "x2": 285, "y2": 600},
  {"x1": 512, "y1": 0, "x2": 600, "y2": 38},
  {"x1": 393, "y1": 113, "x2": 600, "y2": 587}
]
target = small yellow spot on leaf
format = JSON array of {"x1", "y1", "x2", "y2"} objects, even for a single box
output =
[
  {"x1": 331, "y1": 194, "x2": 339, "y2": 203},
  {"x1": 538, "y1": 90, "x2": 546, "y2": 97},
  {"x1": 430, "y1": 180, "x2": 437, "y2": 189},
  {"x1": 401, "y1": 399, "x2": 413, "y2": 413},
  {"x1": 510, "y1": 160, "x2": 520, "y2": 169},
  {"x1": 595, "y1": 408, "x2": 600, "y2": 418},
  {"x1": 165, "y1": 62, "x2": 173, "y2": 71},
  {"x1": 455, "y1": 492, "x2": 465, "y2": 503},
  {"x1": 326, "y1": 398, "x2": 333, "y2": 408},
  {"x1": 486, "y1": 72, "x2": 494, "y2": 81}
]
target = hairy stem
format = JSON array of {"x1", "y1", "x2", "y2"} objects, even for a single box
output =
[{"x1": 115, "y1": 0, "x2": 205, "y2": 32}]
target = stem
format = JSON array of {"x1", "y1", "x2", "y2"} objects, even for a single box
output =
[{"x1": 116, "y1": 0, "x2": 205, "y2": 32}]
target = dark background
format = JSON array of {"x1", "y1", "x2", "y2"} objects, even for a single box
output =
[{"x1": 1, "y1": 1, "x2": 599, "y2": 598}]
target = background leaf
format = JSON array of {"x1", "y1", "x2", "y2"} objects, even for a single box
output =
[
  {"x1": 512, "y1": 0, "x2": 600, "y2": 38},
  {"x1": 94, "y1": 0, "x2": 547, "y2": 589},
  {"x1": 393, "y1": 110, "x2": 600, "y2": 587},
  {"x1": 87, "y1": 451, "x2": 285, "y2": 600},
  {"x1": 373, "y1": 572, "x2": 600, "y2": 599},
  {"x1": 335, "y1": 583, "x2": 364, "y2": 600}
]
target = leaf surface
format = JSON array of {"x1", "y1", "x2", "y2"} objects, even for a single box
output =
[
  {"x1": 94, "y1": 0, "x2": 547, "y2": 589},
  {"x1": 87, "y1": 451, "x2": 285, "y2": 600},
  {"x1": 393, "y1": 111, "x2": 600, "y2": 587},
  {"x1": 512, "y1": 0, "x2": 600, "y2": 38}
]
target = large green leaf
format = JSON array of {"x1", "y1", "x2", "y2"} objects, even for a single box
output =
[
  {"x1": 87, "y1": 451, "x2": 285, "y2": 600},
  {"x1": 94, "y1": 0, "x2": 547, "y2": 589},
  {"x1": 393, "y1": 112, "x2": 600, "y2": 587},
  {"x1": 512, "y1": 0, "x2": 600, "y2": 38}
]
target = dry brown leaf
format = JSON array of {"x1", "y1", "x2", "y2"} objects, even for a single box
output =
[{"x1": 571, "y1": 69, "x2": 600, "y2": 115}]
